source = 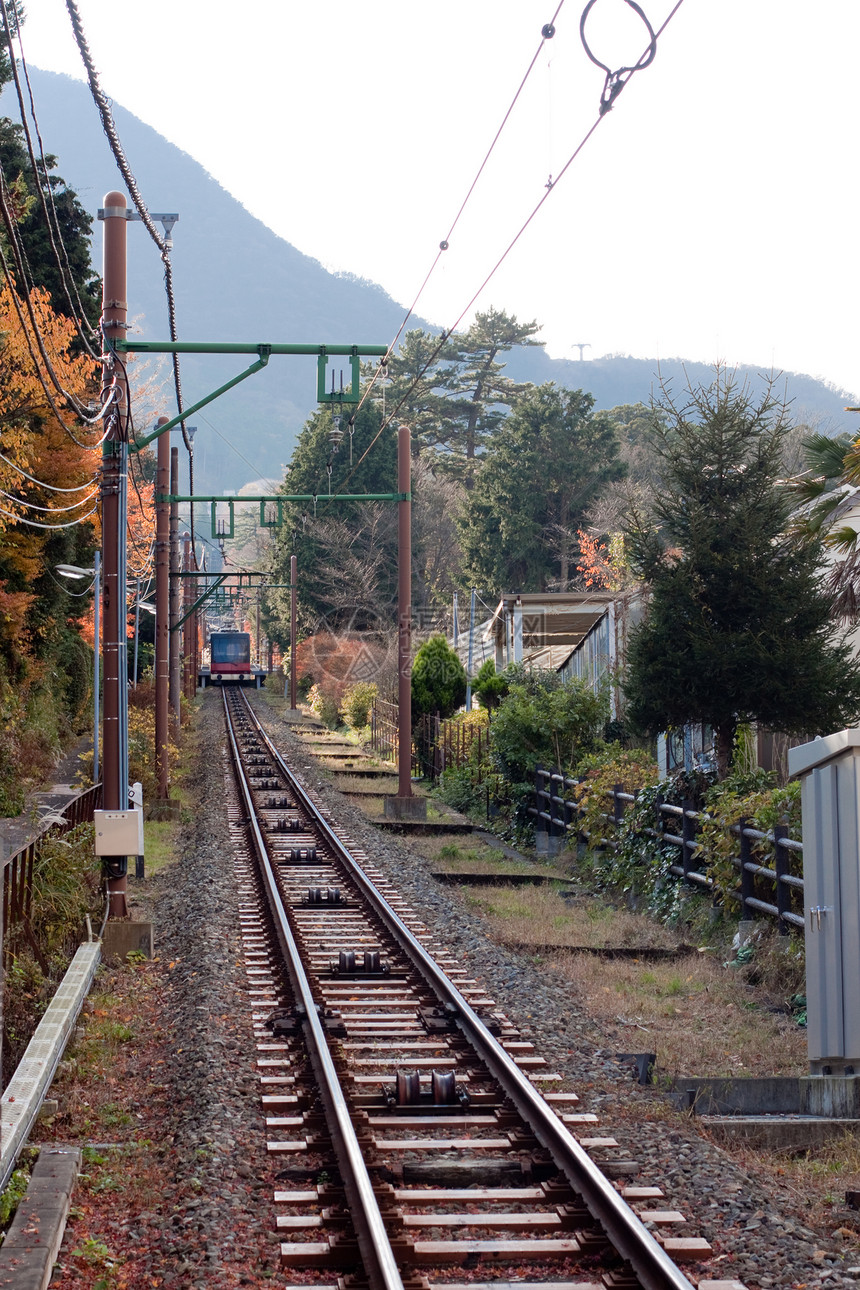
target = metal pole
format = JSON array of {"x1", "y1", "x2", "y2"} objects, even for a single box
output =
[
  {"x1": 465, "y1": 586, "x2": 476, "y2": 711},
  {"x1": 100, "y1": 190, "x2": 129, "y2": 919},
  {"x1": 182, "y1": 533, "x2": 192, "y2": 698},
  {"x1": 453, "y1": 591, "x2": 458, "y2": 649},
  {"x1": 255, "y1": 597, "x2": 261, "y2": 670},
  {"x1": 93, "y1": 551, "x2": 101, "y2": 783},
  {"x1": 154, "y1": 416, "x2": 170, "y2": 800},
  {"x1": 290, "y1": 554, "x2": 298, "y2": 710},
  {"x1": 169, "y1": 447, "x2": 180, "y2": 736},
  {"x1": 397, "y1": 424, "x2": 412, "y2": 800},
  {"x1": 132, "y1": 582, "x2": 141, "y2": 687}
]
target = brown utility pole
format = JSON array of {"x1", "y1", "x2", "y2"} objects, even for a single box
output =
[
  {"x1": 169, "y1": 447, "x2": 180, "y2": 735},
  {"x1": 255, "y1": 597, "x2": 261, "y2": 672},
  {"x1": 182, "y1": 534, "x2": 193, "y2": 697},
  {"x1": 290, "y1": 554, "x2": 298, "y2": 711},
  {"x1": 397, "y1": 423, "x2": 412, "y2": 801},
  {"x1": 154, "y1": 415, "x2": 171, "y2": 801},
  {"x1": 101, "y1": 191, "x2": 130, "y2": 918}
]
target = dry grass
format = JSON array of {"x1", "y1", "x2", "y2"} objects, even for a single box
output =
[
  {"x1": 446, "y1": 878, "x2": 808, "y2": 1080},
  {"x1": 461, "y1": 884, "x2": 681, "y2": 950},
  {"x1": 330, "y1": 773, "x2": 398, "y2": 794},
  {"x1": 353, "y1": 794, "x2": 451, "y2": 822},
  {"x1": 734, "y1": 1136, "x2": 860, "y2": 1244},
  {"x1": 550, "y1": 947, "x2": 807, "y2": 1079}
]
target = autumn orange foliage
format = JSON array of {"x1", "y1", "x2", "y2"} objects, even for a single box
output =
[{"x1": 293, "y1": 632, "x2": 386, "y2": 704}]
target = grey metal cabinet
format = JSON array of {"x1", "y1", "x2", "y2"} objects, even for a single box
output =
[{"x1": 790, "y1": 730, "x2": 860, "y2": 1074}]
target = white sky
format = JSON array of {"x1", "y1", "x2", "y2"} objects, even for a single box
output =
[{"x1": 20, "y1": 0, "x2": 860, "y2": 398}]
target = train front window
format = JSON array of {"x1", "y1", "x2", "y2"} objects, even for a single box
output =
[{"x1": 211, "y1": 634, "x2": 249, "y2": 665}]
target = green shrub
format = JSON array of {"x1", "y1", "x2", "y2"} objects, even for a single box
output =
[
  {"x1": 308, "y1": 684, "x2": 340, "y2": 729},
  {"x1": 491, "y1": 674, "x2": 608, "y2": 781},
  {"x1": 472, "y1": 659, "x2": 508, "y2": 710},
  {"x1": 411, "y1": 636, "x2": 466, "y2": 724},
  {"x1": 341, "y1": 681, "x2": 377, "y2": 730}
]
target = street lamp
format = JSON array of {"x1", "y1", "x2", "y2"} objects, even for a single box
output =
[{"x1": 56, "y1": 555, "x2": 101, "y2": 783}]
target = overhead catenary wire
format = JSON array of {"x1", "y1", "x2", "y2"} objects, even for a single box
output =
[
  {"x1": 64, "y1": 0, "x2": 198, "y2": 556},
  {"x1": 334, "y1": 0, "x2": 685, "y2": 495},
  {"x1": 345, "y1": 3, "x2": 568, "y2": 440}
]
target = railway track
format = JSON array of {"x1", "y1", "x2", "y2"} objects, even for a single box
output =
[{"x1": 222, "y1": 688, "x2": 721, "y2": 1290}]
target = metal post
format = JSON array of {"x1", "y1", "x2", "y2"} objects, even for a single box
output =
[
  {"x1": 93, "y1": 551, "x2": 101, "y2": 784},
  {"x1": 132, "y1": 581, "x2": 141, "y2": 687},
  {"x1": 397, "y1": 424, "x2": 412, "y2": 801},
  {"x1": 465, "y1": 587, "x2": 476, "y2": 711},
  {"x1": 290, "y1": 554, "x2": 298, "y2": 711},
  {"x1": 182, "y1": 533, "x2": 192, "y2": 697},
  {"x1": 452, "y1": 591, "x2": 458, "y2": 649},
  {"x1": 100, "y1": 190, "x2": 129, "y2": 919},
  {"x1": 154, "y1": 416, "x2": 170, "y2": 800},
  {"x1": 169, "y1": 447, "x2": 180, "y2": 735}
]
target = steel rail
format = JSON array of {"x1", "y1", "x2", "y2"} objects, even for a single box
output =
[
  {"x1": 240, "y1": 691, "x2": 696, "y2": 1290},
  {"x1": 222, "y1": 691, "x2": 404, "y2": 1290}
]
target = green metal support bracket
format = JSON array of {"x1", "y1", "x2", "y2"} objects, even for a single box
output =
[
  {"x1": 317, "y1": 349, "x2": 361, "y2": 404},
  {"x1": 210, "y1": 500, "x2": 235, "y2": 539},
  {"x1": 159, "y1": 492, "x2": 410, "y2": 505},
  {"x1": 259, "y1": 498, "x2": 284, "y2": 529},
  {"x1": 130, "y1": 349, "x2": 272, "y2": 452},
  {"x1": 172, "y1": 575, "x2": 228, "y2": 631}
]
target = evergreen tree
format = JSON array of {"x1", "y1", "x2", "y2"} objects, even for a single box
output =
[
  {"x1": 265, "y1": 401, "x2": 399, "y2": 637},
  {"x1": 458, "y1": 383, "x2": 625, "y2": 596},
  {"x1": 411, "y1": 634, "x2": 466, "y2": 724},
  {"x1": 381, "y1": 308, "x2": 542, "y2": 480},
  {"x1": 623, "y1": 371, "x2": 860, "y2": 776}
]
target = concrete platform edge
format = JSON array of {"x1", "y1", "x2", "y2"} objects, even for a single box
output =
[
  {"x1": 0, "y1": 940, "x2": 101, "y2": 1192},
  {"x1": 0, "y1": 1146, "x2": 81, "y2": 1289}
]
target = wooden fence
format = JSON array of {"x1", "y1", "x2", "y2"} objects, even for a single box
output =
[
  {"x1": 2, "y1": 783, "x2": 103, "y2": 970},
  {"x1": 532, "y1": 766, "x2": 804, "y2": 935}
]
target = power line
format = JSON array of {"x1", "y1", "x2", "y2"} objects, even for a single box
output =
[
  {"x1": 0, "y1": 500, "x2": 98, "y2": 529},
  {"x1": 0, "y1": 486, "x2": 98, "y2": 513},
  {"x1": 63, "y1": 0, "x2": 197, "y2": 555},
  {"x1": 0, "y1": 232, "x2": 116, "y2": 449},
  {"x1": 0, "y1": 450, "x2": 98, "y2": 492},
  {"x1": 0, "y1": 0, "x2": 101, "y2": 358},
  {"x1": 335, "y1": 0, "x2": 685, "y2": 492}
]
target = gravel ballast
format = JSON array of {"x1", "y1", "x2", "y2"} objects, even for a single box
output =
[{"x1": 41, "y1": 691, "x2": 860, "y2": 1288}]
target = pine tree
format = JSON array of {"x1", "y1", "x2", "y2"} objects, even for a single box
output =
[
  {"x1": 623, "y1": 371, "x2": 860, "y2": 776},
  {"x1": 381, "y1": 308, "x2": 542, "y2": 481},
  {"x1": 458, "y1": 383, "x2": 625, "y2": 596}
]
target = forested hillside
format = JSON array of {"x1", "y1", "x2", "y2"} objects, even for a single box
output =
[{"x1": 4, "y1": 68, "x2": 856, "y2": 494}]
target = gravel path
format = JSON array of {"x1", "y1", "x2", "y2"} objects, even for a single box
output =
[{"x1": 248, "y1": 692, "x2": 860, "y2": 1290}]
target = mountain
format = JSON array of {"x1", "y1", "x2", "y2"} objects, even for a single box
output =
[{"x1": 5, "y1": 69, "x2": 857, "y2": 492}]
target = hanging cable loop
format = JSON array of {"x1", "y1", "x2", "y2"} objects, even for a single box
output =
[{"x1": 579, "y1": 0, "x2": 657, "y2": 114}]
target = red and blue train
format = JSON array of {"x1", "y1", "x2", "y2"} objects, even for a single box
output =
[{"x1": 199, "y1": 632, "x2": 266, "y2": 687}]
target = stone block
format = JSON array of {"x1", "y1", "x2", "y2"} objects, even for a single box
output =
[
  {"x1": 383, "y1": 795, "x2": 428, "y2": 821},
  {"x1": 102, "y1": 920, "x2": 154, "y2": 962},
  {"x1": 0, "y1": 1146, "x2": 81, "y2": 1289}
]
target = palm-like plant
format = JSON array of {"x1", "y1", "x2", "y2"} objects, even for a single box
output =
[{"x1": 792, "y1": 430, "x2": 860, "y2": 619}]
